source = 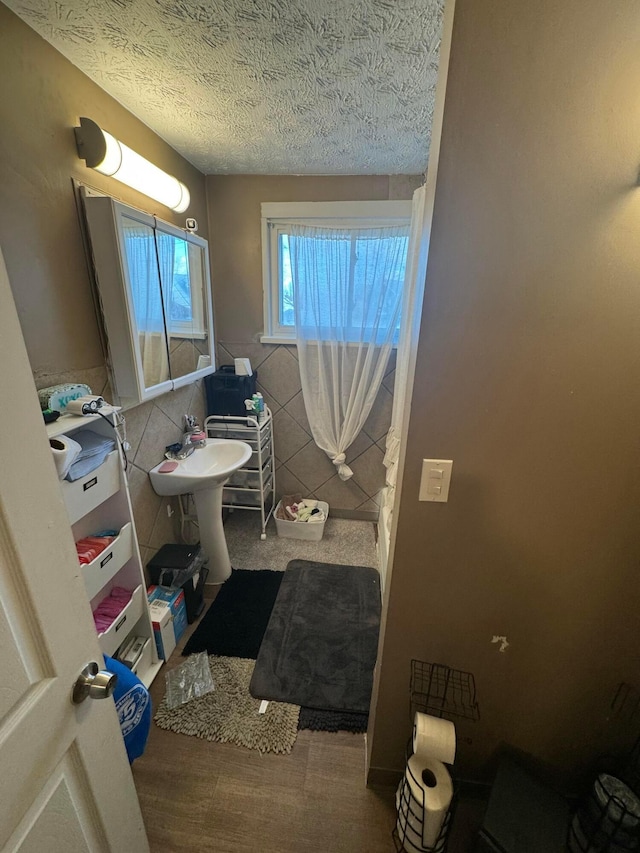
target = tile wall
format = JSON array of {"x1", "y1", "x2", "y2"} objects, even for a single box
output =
[
  {"x1": 217, "y1": 342, "x2": 396, "y2": 518},
  {"x1": 39, "y1": 333, "x2": 392, "y2": 577},
  {"x1": 122, "y1": 380, "x2": 206, "y2": 568}
]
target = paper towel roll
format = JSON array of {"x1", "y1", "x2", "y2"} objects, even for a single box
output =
[
  {"x1": 396, "y1": 754, "x2": 453, "y2": 850},
  {"x1": 49, "y1": 435, "x2": 82, "y2": 479},
  {"x1": 413, "y1": 712, "x2": 456, "y2": 765}
]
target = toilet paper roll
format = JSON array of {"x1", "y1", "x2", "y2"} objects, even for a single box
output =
[
  {"x1": 397, "y1": 754, "x2": 453, "y2": 850},
  {"x1": 413, "y1": 712, "x2": 456, "y2": 765},
  {"x1": 396, "y1": 777, "x2": 428, "y2": 838},
  {"x1": 49, "y1": 435, "x2": 82, "y2": 479}
]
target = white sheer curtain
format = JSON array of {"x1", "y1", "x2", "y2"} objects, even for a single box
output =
[
  {"x1": 123, "y1": 222, "x2": 170, "y2": 388},
  {"x1": 156, "y1": 231, "x2": 180, "y2": 329},
  {"x1": 383, "y1": 184, "x2": 429, "y2": 531},
  {"x1": 289, "y1": 223, "x2": 409, "y2": 480}
]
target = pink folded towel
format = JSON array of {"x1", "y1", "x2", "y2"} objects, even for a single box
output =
[{"x1": 93, "y1": 587, "x2": 133, "y2": 633}]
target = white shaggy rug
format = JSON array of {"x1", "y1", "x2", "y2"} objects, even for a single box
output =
[{"x1": 154, "y1": 656, "x2": 300, "y2": 754}]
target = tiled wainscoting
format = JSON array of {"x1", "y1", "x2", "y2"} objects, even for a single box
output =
[
  {"x1": 36, "y1": 337, "x2": 393, "y2": 576},
  {"x1": 217, "y1": 342, "x2": 396, "y2": 517}
]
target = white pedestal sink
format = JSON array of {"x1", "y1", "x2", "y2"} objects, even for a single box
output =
[{"x1": 149, "y1": 439, "x2": 252, "y2": 583}]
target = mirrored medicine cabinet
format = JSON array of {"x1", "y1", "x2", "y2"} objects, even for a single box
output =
[{"x1": 82, "y1": 191, "x2": 215, "y2": 408}]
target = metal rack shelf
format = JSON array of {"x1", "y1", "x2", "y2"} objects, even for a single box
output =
[
  {"x1": 392, "y1": 660, "x2": 482, "y2": 852},
  {"x1": 204, "y1": 408, "x2": 275, "y2": 540},
  {"x1": 410, "y1": 659, "x2": 480, "y2": 723}
]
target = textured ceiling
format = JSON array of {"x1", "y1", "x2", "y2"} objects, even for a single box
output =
[{"x1": 7, "y1": 0, "x2": 444, "y2": 175}]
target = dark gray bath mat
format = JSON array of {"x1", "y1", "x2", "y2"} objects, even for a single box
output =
[
  {"x1": 298, "y1": 706, "x2": 369, "y2": 733},
  {"x1": 249, "y1": 560, "x2": 381, "y2": 713}
]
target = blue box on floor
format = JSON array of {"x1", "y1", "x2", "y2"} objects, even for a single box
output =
[{"x1": 148, "y1": 585, "x2": 188, "y2": 648}]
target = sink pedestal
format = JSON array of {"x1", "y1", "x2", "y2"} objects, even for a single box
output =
[
  {"x1": 193, "y1": 484, "x2": 232, "y2": 584},
  {"x1": 148, "y1": 438, "x2": 253, "y2": 585}
]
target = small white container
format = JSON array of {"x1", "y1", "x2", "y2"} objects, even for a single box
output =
[{"x1": 274, "y1": 500, "x2": 329, "y2": 541}]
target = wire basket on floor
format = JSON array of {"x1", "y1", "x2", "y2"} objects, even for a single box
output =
[{"x1": 567, "y1": 773, "x2": 640, "y2": 852}]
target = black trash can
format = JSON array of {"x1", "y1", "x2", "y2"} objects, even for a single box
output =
[
  {"x1": 147, "y1": 544, "x2": 208, "y2": 623},
  {"x1": 204, "y1": 365, "x2": 258, "y2": 416}
]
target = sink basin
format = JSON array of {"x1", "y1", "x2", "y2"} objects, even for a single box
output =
[
  {"x1": 149, "y1": 439, "x2": 252, "y2": 496},
  {"x1": 149, "y1": 438, "x2": 252, "y2": 584}
]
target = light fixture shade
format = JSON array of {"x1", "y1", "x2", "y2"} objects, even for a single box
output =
[{"x1": 75, "y1": 117, "x2": 190, "y2": 213}]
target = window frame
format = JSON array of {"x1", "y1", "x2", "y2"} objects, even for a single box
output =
[
  {"x1": 120, "y1": 210, "x2": 207, "y2": 340},
  {"x1": 260, "y1": 200, "x2": 412, "y2": 344}
]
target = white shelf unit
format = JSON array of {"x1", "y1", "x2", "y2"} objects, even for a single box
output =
[
  {"x1": 47, "y1": 411, "x2": 162, "y2": 688},
  {"x1": 205, "y1": 409, "x2": 276, "y2": 539}
]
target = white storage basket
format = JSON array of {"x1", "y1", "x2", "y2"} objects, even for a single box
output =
[{"x1": 274, "y1": 500, "x2": 329, "y2": 541}]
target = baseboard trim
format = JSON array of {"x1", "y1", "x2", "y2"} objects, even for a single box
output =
[
  {"x1": 331, "y1": 508, "x2": 379, "y2": 522},
  {"x1": 366, "y1": 766, "x2": 403, "y2": 788}
]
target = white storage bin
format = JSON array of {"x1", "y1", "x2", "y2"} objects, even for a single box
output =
[
  {"x1": 223, "y1": 478, "x2": 273, "y2": 507},
  {"x1": 245, "y1": 437, "x2": 272, "y2": 469},
  {"x1": 274, "y1": 500, "x2": 329, "y2": 541},
  {"x1": 207, "y1": 418, "x2": 271, "y2": 446},
  {"x1": 60, "y1": 450, "x2": 121, "y2": 525},
  {"x1": 227, "y1": 459, "x2": 272, "y2": 489},
  {"x1": 81, "y1": 522, "x2": 134, "y2": 601},
  {"x1": 97, "y1": 584, "x2": 144, "y2": 658}
]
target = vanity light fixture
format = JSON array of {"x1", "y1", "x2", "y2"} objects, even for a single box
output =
[{"x1": 74, "y1": 117, "x2": 190, "y2": 213}]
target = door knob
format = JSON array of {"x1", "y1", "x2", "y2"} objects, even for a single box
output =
[{"x1": 72, "y1": 661, "x2": 118, "y2": 704}]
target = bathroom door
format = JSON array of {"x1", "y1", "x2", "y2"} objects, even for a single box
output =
[{"x1": 0, "y1": 250, "x2": 149, "y2": 851}]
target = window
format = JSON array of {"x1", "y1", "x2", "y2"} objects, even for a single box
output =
[
  {"x1": 123, "y1": 220, "x2": 206, "y2": 339},
  {"x1": 261, "y1": 201, "x2": 412, "y2": 343}
]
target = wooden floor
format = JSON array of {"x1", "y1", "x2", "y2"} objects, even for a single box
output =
[{"x1": 133, "y1": 599, "x2": 485, "y2": 853}]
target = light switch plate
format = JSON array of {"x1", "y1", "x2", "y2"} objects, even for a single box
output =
[{"x1": 419, "y1": 459, "x2": 453, "y2": 502}]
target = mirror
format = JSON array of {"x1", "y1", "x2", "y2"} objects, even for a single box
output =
[
  {"x1": 83, "y1": 193, "x2": 215, "y2": 408},
  {"x1": 121, "y1": 215, "x2": 171, "y2": 389},
  {"x1": 156, "y1": 233, "x2": 210, "y2": 382}
]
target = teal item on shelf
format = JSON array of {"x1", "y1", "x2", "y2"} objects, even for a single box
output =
[{"x1": 38, "y1": 383, "x2": 92, "y2": 412}]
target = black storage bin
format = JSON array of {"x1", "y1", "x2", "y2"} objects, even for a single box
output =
[
  {"x1": 147, "y1": 544, "x2": 208, "y2": 623},
  {"x1": 204, "y1": 366, "x2": 258, "y2": 417},
  {"x1": 180, "y1": 567, "x2": 208, "y2": 623}
]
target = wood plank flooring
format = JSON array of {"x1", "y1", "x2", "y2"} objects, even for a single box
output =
[
  {"x1": 133, "y1": 596, "x2": 485, "y2": 852},
  {"x1": 132, "y1": 600, "x2": 398, "y2": 852}
]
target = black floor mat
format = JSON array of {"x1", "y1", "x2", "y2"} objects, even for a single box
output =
[{"x1": 182, "y1": 568, "x2": 283, "y2": 659}]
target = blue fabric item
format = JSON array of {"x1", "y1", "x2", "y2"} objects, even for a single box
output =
[
  {"x1": 65, "y1": 429, "x2": 116, "y2": 481},
  {"x1": 104, "y1": 655, "x2": 152, "y2": 764}
]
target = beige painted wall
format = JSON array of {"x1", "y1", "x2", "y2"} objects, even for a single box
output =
[
  {"x1": 0, "y1": 3, "x2": 208, "y2": 385},
  {"x1": 369, "y1": 0, "x2": 640, "y2": 787},
  {"x1": 0, "y1": 4, "x2": 209, "y2": 562},
  {"x1": 207, "y1": 174, "x2": 421, "y2": 343},
  {"x1": 207, "y1": 174, "x2": 421, "y2": 513}
]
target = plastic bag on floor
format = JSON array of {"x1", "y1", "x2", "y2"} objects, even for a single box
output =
[{"x1": 165, "y1": 651, "x2": 214, "y2": 709}]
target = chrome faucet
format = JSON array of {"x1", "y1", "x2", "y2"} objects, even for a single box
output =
[
  {"x1": 166, "y1": 415, "x2": 205, "y2": 460},
  {"x1": 181, "y1": 414, "x2": 206, "y2": 454}
]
